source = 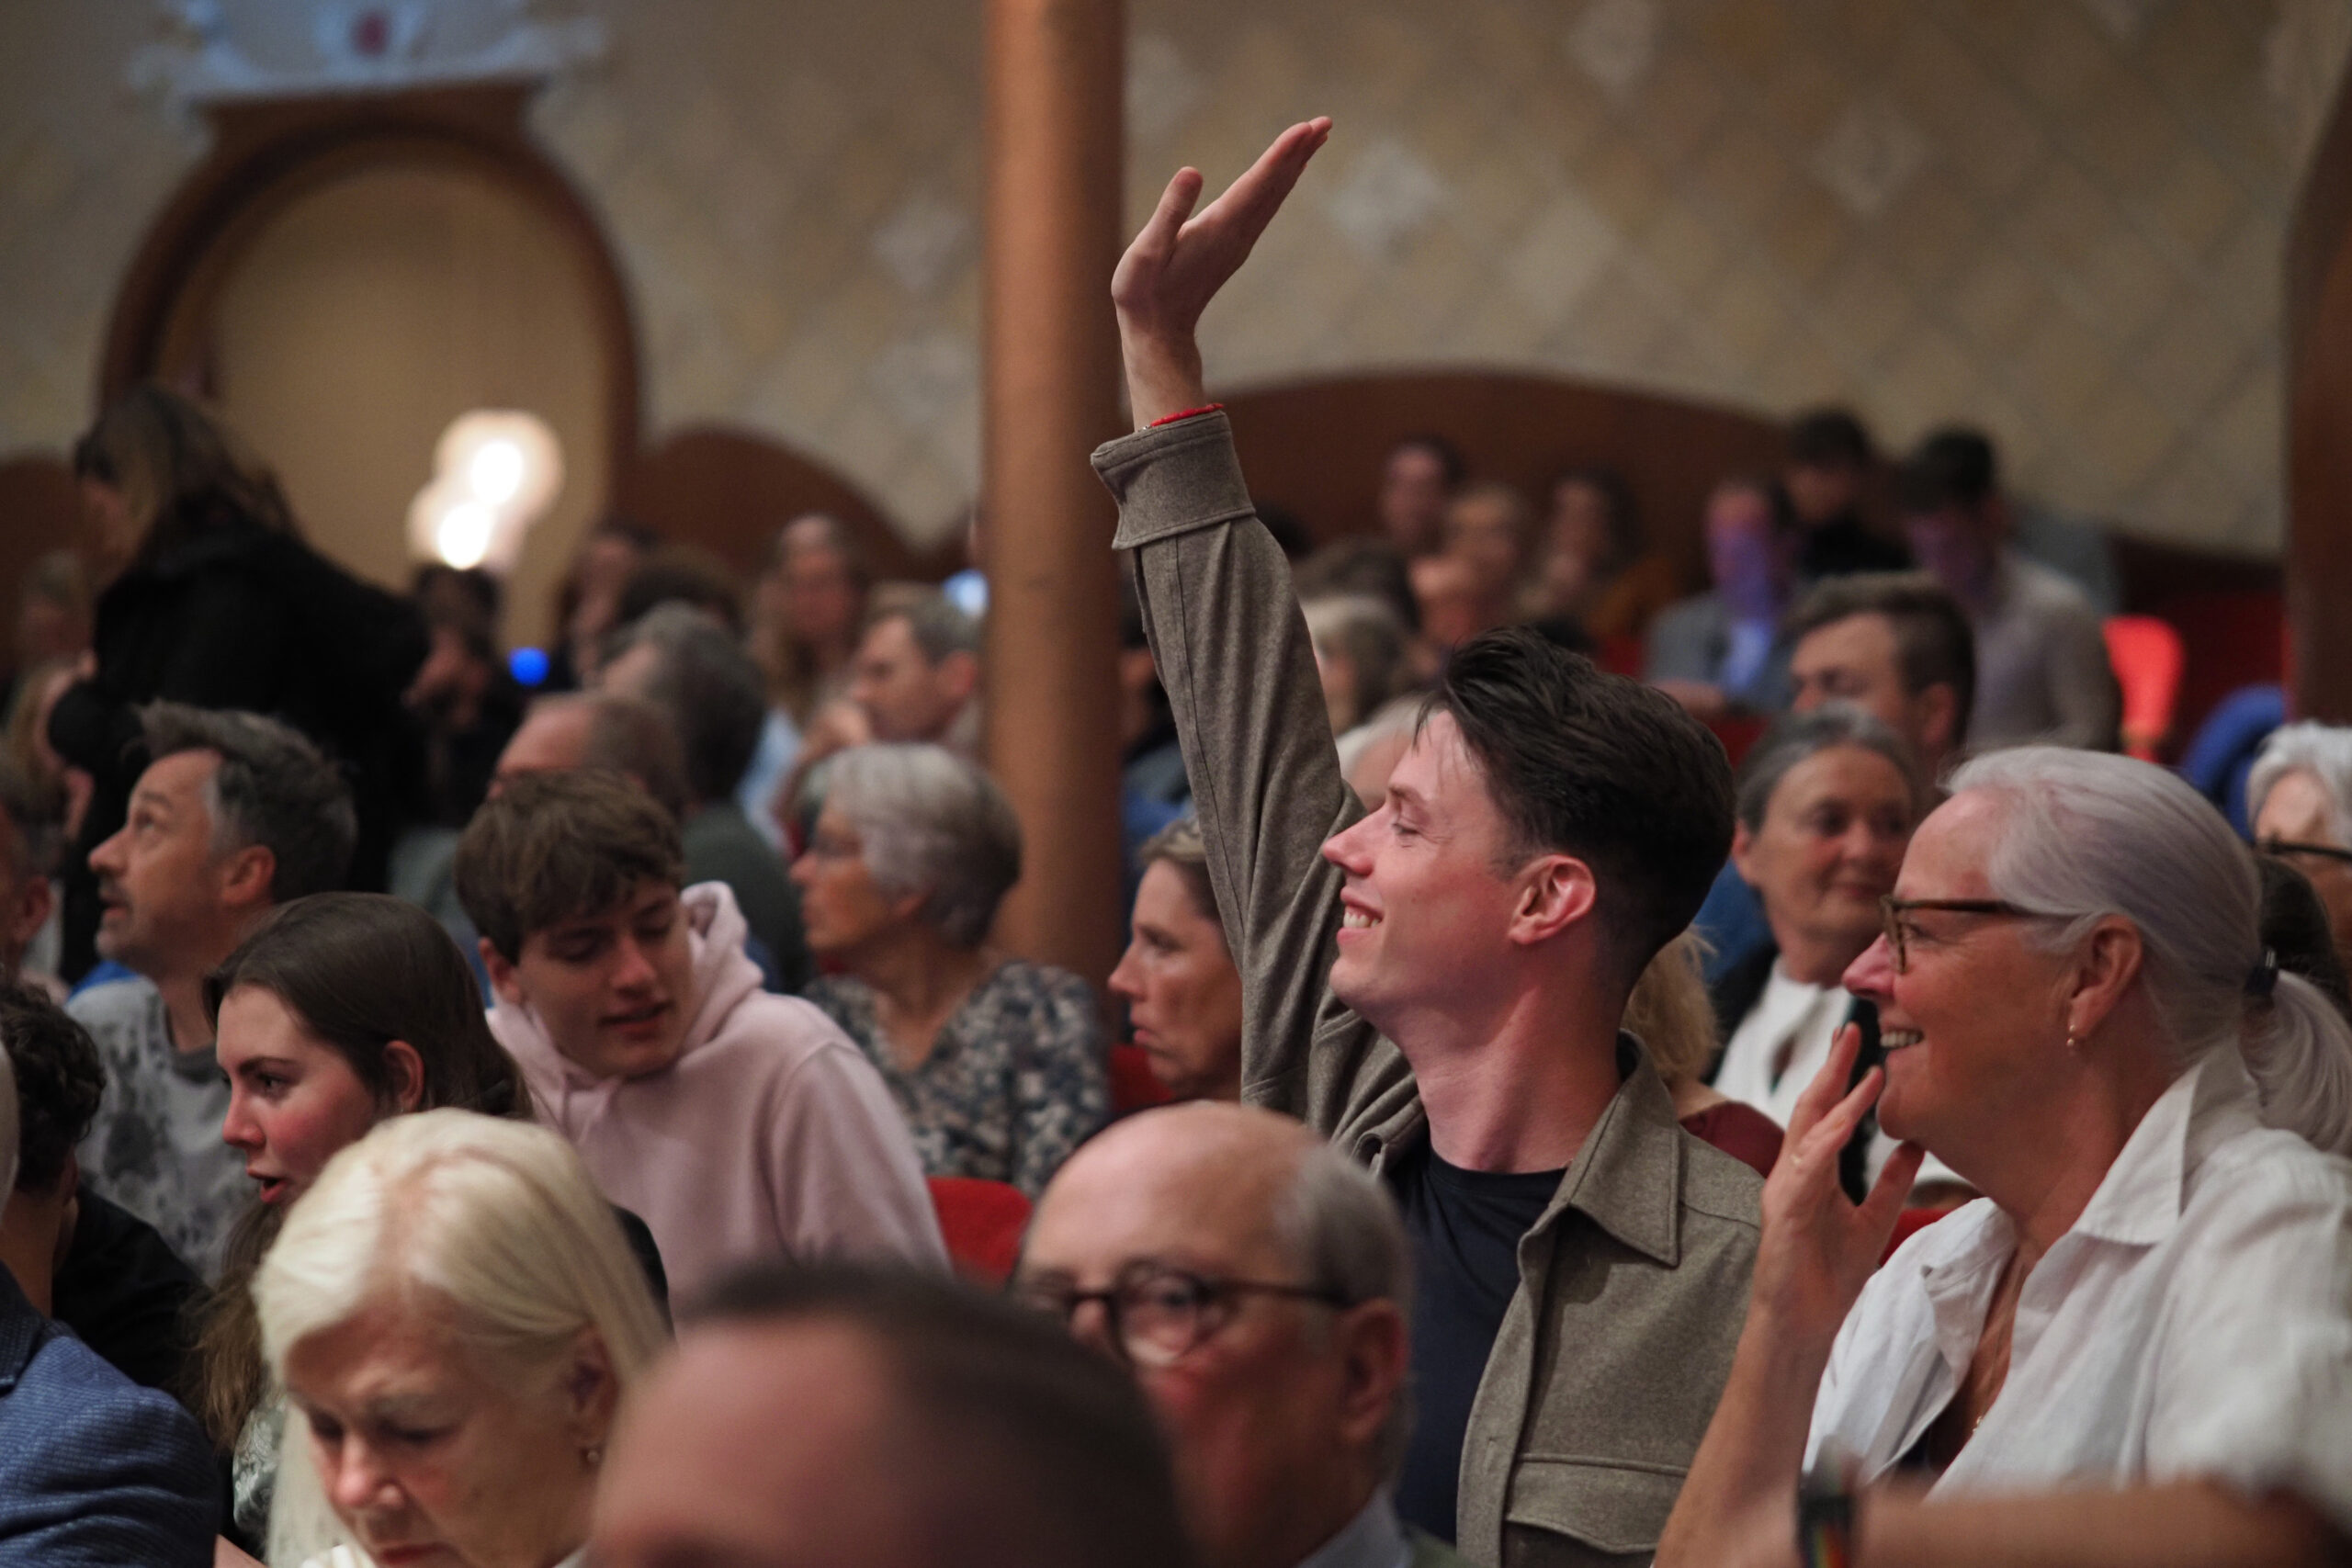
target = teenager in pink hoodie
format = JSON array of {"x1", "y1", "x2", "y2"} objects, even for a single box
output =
[{"x1": 454, "y1": 770, "x2": 944, "y2": 1297}]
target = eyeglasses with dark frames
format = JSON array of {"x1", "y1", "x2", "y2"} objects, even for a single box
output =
[
  {"x1": 1012, "y1": 1261, "x2": 1352, "y2": 1368},
  {"x1": 2256, "y1": 837, "x2": 2352, "y2": 869},
  {"x1": 1878, "y1": 896, "x2": 2041, "y2": 974}
]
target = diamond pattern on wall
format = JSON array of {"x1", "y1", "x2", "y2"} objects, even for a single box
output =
[{"x1": 3, "y1": 0, "x2": 2352, "y2": 557}]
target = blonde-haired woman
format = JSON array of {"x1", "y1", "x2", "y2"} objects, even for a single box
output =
[{"x1": 255, "y1": 1111, "x2": 667, "y2": 1568}]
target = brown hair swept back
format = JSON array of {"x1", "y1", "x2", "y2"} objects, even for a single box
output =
[
  {"x1": 454, "y1": 770, "x2": 684, "y2": 963},
  {"x1": 190, "y1": 892, "x2": 531, "y2": 1455}
]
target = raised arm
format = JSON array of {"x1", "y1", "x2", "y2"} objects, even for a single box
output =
[{"x1": 1091, "y1": 120, "x2": 1407, "y2": 1131}]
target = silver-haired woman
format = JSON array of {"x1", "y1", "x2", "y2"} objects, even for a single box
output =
[
  {"x1": 258, "y1": 1110, "x2": 668, "y2": 1568},
  {"x1": 1659, "y1": 747, "x2": 2352, "y2": 1567},
  {"x1": 2250, "y1": 722, "x2": 2352, "y2": 974},
  {"x1": 791, "y1": 744, "x2": 1106, "y2": 1197}
]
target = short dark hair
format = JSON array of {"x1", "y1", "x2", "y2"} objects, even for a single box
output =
[
  {"x1": 871, "y1": 593, "x2": 982, "y2": 664},
  {"x1": 554, "y1": 694, "x2": 693, "y2": 823},
  {"x1": 140, "y1": 704, "x2": 356, "y2": 902},
  {"x1": 2260, "y1": 858, "x2": 2352, "y2": 1021},
  {"x1": 1425, "y1": 627, "x2": 1733, "y2": 980},
  {"x1": 605, "y1": 605, "x2": 768, "y2": 805},
  {"x1": 0, "y1": 983, "x2": 104, "y2": 1195},
  {"x1": 1786, "y1": 571, "x2": 1977, "y2": 751},
  {"x1": 454, "y1": 771, "x2": 684, "y2": 962},
  {"x1": 1898, "y1": 427, "x2": 1998, "y2": 514},
  {"x1": 1388, "y1": 434, "x2": 1465, "y2": 489},
  {"x1": 616, "y1": 546, "x2": 744, "y2": 634},
  {"x1": 0, "y1": 761, "x2": 61, "y2": 881},
  {"x1": 1292, "y1": 538, "x2": 1421, "y2": 635},
  {"x1": 1787, "y1": 407, "x2": 1876, "y2": 469},
  {"x1": 692, "y1": 1261, "x2": 1190, "y2": 1568}
]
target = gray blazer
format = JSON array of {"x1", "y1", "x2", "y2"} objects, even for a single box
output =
[{"x1": 1094, "y1": 413, "x2": 1760, "y2": 1568}]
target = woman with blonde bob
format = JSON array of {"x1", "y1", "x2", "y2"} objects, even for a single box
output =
[
  {"x1": 255, "y1": 1111, "x2": 667, "y2": 1568},
  {"x1": 1662, "y1": 747, "x2": 2352, "y2": 1568}
]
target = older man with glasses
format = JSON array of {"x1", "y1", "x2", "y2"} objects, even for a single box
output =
[
  {"x1": 1019, "y1": 1101, "x2": 1473, "y2": 1568},
  {"x1": 2249, "y1": 723, "x2": 2352, "y2": 977}
]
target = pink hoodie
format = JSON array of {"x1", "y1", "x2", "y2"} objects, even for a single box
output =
[{"x1": 487, "y1": 883, "x2": 945, "y2": 1297}]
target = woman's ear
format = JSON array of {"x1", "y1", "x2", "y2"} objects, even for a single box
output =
[
  {"x1": 566, "y1": 1327, "x2": 619, "y2": 1448},
  {"x1": 2067, "y1": 915, "x2": 2143, "y2": 1043},
  {"x1": 381, "y1": 1039, "x2": 427, "y2": 1113}
]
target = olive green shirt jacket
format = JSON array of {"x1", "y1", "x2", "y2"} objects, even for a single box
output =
[{"x1": 1093, "y1": 412, "x2": 1763, "y2": 1568}]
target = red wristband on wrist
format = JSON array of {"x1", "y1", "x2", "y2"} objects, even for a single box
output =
[{"x1": 1148, "y1": 403, "x2": 1224, "y2": 427}]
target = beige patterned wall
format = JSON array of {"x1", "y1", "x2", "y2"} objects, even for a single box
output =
[{"x1": 4, "y1": 0, "x2": 2350, "y2": 557}]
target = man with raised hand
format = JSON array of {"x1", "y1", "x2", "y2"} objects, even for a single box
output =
[{"x1": 1091, "y1": 120, "x2": 1761, "y2": 1568}]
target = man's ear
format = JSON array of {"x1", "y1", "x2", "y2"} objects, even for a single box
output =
[
  {"x1": 938, "y1": 649, "x2": 981, "y2": 706},
  {"x1": 381, "y1": 1039, "x2": 428, "y2": 1113},
  {"x1": 1, "y1": 872, "x2": 51, "y2": 956},
  {"x1": 1728, "y1": 818, "x2": 1757, "y2": 887},
  {"x1": 1510, "y1": 853, "x2": 1598, "y2": 947},
  {"x1": 480, "y1": 937, "x2": 526, "y2": 1007},
  {"x1": 217, "y1": 843, "x2": 277, "y2": 912},
  {"x1": 1914, "y1": 682, "x2": 1960, "y2": 769},
  {"x1": 1330, "y1": 1299, "x2": 1408, "y2": 1454}
]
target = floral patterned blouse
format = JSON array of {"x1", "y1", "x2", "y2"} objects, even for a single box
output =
[{"x1": 805, "y1": 961, "x2": 1107, "y2": 1197}]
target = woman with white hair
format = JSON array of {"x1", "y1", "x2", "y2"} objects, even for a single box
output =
[
  {"x1": 792, "y1": 744, "x2": 1105, "y2": 1196},
  {"x1": 258, "y1": 1110, "x2": 667, "y2": 1568},
  {"x1": 2250, "y1": 721, "x2": 2352, "y2": 974},
  {"x1": 1659, "y1": 747, "x2": 2352, "y2": 1567}
]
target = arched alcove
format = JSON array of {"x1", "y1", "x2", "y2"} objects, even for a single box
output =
[{"x1": 97, "y1": 83, "x2": 639, "y2": 645}]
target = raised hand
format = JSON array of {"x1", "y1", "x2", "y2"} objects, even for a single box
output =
[
  {"x1": 1750, "y1": 1023, "x2": 1925, "y2": 1350},
  {"x1": 1111, "y1": 117, "x2": 1332, "y2": 426}
]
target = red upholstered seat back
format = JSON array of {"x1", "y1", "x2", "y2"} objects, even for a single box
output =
[
  {"x1": 926, "y1": 1176, "x2": 1032, "y2": 1286},
  {"x1": 1109, "y1": 1042, "x2": 1176, "y2": 1116}
]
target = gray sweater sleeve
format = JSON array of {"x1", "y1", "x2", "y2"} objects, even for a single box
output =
[{"x1": 1091, "y1": 414, "x2": 1408, "y2": 1134}]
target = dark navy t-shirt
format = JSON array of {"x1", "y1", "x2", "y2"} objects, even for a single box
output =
[{"x1": 1388, "y1": 1139, "x2": 1565, "y2": 1544}]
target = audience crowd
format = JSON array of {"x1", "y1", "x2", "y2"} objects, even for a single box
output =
[{"x1": 0, "y1": 116, "x2": 2340, "y2": 1568}]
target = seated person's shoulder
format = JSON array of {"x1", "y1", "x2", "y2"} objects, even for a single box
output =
[
  {"x1": 1676, "y1": 1124, "x2": 1766, "y2": 1235},
  {"x1": 0, "y1": 1333, "x2": 215, "y2": 1550},
  {"x1": 696, "y1": 987, "x2": 872, "y2": 1073},
  {"x1": 62, "y1": 974, "x2": 157, "y2": 1032}
]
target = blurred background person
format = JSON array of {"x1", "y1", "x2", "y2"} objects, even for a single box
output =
[
  {"x1": 741, "y1": 513, "x2": 873, "y2": 849},
  {"x1": 1020, "y1": 1103, "x2": 1470, "y2": 1568},
  {"x1": 49, "y1": 385, "x2": 425, "y2": 981},
  {"x1": 1645, "y1": 476, "x2": 1798, "y2": 716},
  {"x1": 1109, "y1": 818, "x2": 1242, "y2": 1105},
  {"x1": 595, "y1": 1262, "x2": 1192, "y2": 1568},
  {"x1": 1375, "y1": 434, "x2": 1462, "y2": 560},
  {"x1": 0, "y1": 763, "x2": 62, "y2": 998},
  {"x1": 402, "y1": 564, "x2": 524, "y2": 830},
  {"x1": 1781, "y1": 406, "x2": 1908, "y2": 581},
  {"x1": 797, "y1": 745, "x2": 1104, "y2": 1196},
  {"x1": 848, "y1": 593, "x2": 983, "y2": 754},
  {"x1": 1899, "y1": 426, "x2": 2119, "y2": 751},
  {"x1": 1420, "y1": 481, "x2": 1531, "y2": 646},
  {"x1": 1525, "y1": 466, "x2": 1680, "y2": 645},
  {"x1": 196, "y1": 892, "x2": 544, "y2": 1558},
  {"x1": 253, "y1": 1111, "x2": 667, "y2": 1568},
  {"x1": 2249, "y1": 721, "x2": 2352, "y2": 977},
  {"x1": 4, "y1": 550, "x2": 91, "y2": 715},
  {"x1": 1302, "y1": 593, "x2": 1411, "y2": 739},
  {"x1": 601, "y1": 604, "x2": 810, "y2": 993},
  {"x1": 2259, "y1": 856, "x2": 2352, "y2": 1021},
  {"x1": 544, "y1": 517, "x2": 656, "y2": 692}
]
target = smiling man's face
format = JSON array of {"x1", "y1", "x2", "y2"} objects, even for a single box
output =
[{"x1": 483, "y1": 879, "x2": 695, "y2": 1080}]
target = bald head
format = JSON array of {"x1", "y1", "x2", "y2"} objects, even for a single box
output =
[
  {"x1": 1021, "y1": 1104, "x2": 1411, "y2": 1568},
  {"x1": 493, "y1": 694, "x2": 690, "y2": 822}
]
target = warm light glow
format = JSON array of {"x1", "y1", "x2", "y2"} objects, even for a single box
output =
[
  {"x1": 467, "y1": 439, "x2": 526, "y2": 504},
  {"x1": 436, "y1": 502, "x2": 496, "y2": 569},
  {"x1": 406, "y1": 410, "x2": 565, "y2": 574}
]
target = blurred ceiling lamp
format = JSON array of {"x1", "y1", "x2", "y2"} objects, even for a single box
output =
[{"x1": 407, "y1": 409, "x2": 564, "y2": 573}]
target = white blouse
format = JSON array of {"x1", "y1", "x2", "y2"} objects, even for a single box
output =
[{"x1": 1805, "y1": 1049, "x2": 2352, "y2": 1532}]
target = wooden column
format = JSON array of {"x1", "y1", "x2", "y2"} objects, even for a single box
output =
[
  {"x1": 981, "y1": 0, "x2": 1126, "y2": 986},
  {"x1": 2289, "y1": 61, "x2": 2352, "y2": 723}
]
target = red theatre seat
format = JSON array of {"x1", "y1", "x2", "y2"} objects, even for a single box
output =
[
  {"x1": 2103, "y1": 615, "x2": 2185, "y2": 761},
  {"x1": 1110, "y1": 1042, "x2": 1175, "y2": 1116},
  {"x1": 926, "y1": 1176, "x2": 1032, "y2": 1286}
]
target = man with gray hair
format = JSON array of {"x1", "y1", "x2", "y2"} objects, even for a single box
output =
[
  {"x1": 600, "y1": 604, "x2": 811, "y2": 991},
  {"x1": 70, "y1": 703, "x2": 354, "y2": 1277},
  {"x1": 848, "y1": 592, "x2": 983, "y2": 754},
  {"x1": 1018, "y1": 1102, "x2": 1474, "y2": 1568}
]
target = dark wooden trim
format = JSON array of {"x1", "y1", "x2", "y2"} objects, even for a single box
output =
[
  {"x1": 96, "y1": 81, "x2": 640, "y2": 501},
  {"x1": 2287, "y1": 63, "x2": 2352, "y2": 721}
]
